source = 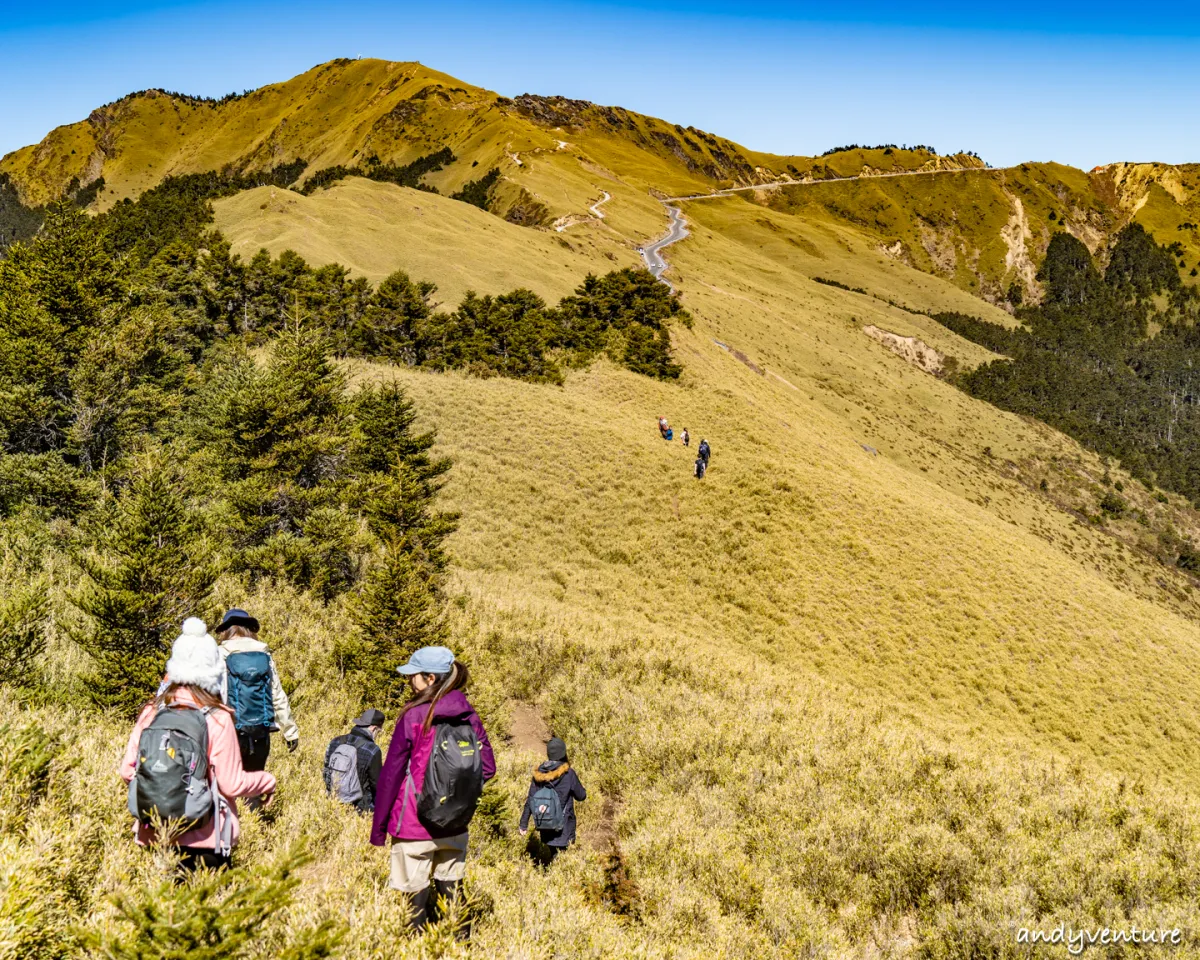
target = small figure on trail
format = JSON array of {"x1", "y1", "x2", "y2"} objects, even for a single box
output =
[
  {"x1": 681, "y1": 428, "x2": 690, "y2": 448},
  {"x1": 658, "y1": 416, "x2": 673, "y2": 441},
  {"x1": 216, "y1": 609, "x2": 299, "y2": 783},
  {"x1": 324, "y1": 707, "x2": 385, "y2": 813},
  {"x1": 694, "y1": 456, "x2": 707, "y2": 480},
  {"x1": 371, "y1": 647, "x2": 496, "y2": 931},
  {"x1": 121, "y1": 618, "x2": 275, "y2": 874},
  {"x1": 698, "y1": 438, "x2": 711, "y2": 466},
  {"x1": 519, "y1": 737, "x2": 587, "y2": 865}
]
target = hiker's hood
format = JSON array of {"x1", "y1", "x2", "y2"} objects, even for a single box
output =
[
  {"x1": 430, "y1": 689, "x2": 473, "y2": 719},
  {"x1": 534, "y1": 761, "x2": 569, "y2": 783},
  {"x1": 218, "y1": 636, "x2": 270, "y2": 655}
]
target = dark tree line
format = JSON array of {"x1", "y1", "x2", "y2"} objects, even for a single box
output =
[
  {"x1": 298, "y1": 147, "x2": 456, "y2": 195},
  {"x1": 937, "y1": 225, "x2": 1200, "y2": 503}
]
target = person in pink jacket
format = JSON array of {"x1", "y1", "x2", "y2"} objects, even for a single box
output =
[{"x1": 120, "y1": 617, "x2": 276, "y2": 872}]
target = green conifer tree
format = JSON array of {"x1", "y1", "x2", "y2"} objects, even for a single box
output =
[
  {"x1": 72, "y1": 464, "x2": 218, "y2": 714},
  {"x1": 346, "y1": 541, "x2": 444, "y2": 703},
  {"x1": 83, "y1": 846, "x2": 342, "y2": 960}
]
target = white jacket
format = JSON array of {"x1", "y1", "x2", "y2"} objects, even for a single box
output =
[{"x1": 218, "y1": 638, "x2": 299, "y2": 741}]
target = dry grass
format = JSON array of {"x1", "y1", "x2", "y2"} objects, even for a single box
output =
[
  {"x1": 213, "y1": 179, "x2": 642, "y2": 307},
  {"x1": 8, "y1": 63, "x2": 1200, "y2": 955}
]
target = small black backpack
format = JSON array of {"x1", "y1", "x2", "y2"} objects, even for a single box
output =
[{"x1": 417, "y1": 718, "x2": 484, "y2": 832}]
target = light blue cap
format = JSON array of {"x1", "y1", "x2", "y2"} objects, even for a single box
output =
[{"x1": 397, "y1": 645, "x2": 455, "y2": 676}]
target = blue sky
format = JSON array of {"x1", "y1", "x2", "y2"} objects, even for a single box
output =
[{"x1": 2, "y1": 1, "x2": 1197, "y2": 170}]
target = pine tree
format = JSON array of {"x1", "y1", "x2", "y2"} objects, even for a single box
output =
[
  {"x1": 72, "y1": 464, "x2": 218, "y2": 714},
  {"x1": 0, "y1": 578, "x2": 49, "y2": 690},
  {"x1": 349, "y1": 270, "x2": 435, "y2": 364},
  {"x1": 346, "y1": 541, "x2": 444, "y2": 703},
  {"x1": 83, "y1": 846, "x2": 343, "y2": 960}
]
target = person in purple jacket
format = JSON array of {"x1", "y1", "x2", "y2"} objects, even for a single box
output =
[{"x1": 370, "y1": 646, "x2": 496, "y2": 930}]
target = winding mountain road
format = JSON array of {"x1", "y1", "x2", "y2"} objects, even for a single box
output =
[
  {"x1": 638, "y1": 204, "x2": 689, "y2": 289},
  {"x1": 639, "y1": 162, "x2": 1010, "y2": 287}
]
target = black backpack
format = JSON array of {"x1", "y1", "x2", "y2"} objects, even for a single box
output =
[
  {"x1": 417, "y1": 718, "x2": 484, "y2": 833},
  {"x1": 695, "y1": 457, "x2": 707, "y2": 479},
  {"x1": 530, "y1": 783, "x2": 565, "y2": 831}
]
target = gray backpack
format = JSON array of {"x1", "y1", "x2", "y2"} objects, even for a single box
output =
[
  {"x1": 328, "y1": 742, "x2": 363, "y2": 804},
  {"x1": 128, "y1": 705, "x2": 215, "y2": 831}
]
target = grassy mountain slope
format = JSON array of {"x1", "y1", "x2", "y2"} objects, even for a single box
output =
[
  {"x1": 0, "y1": 59, "x2": 983, "y2": 230},
  {"x1": 211, "y1": 150, "x2": 1200, "y2": 783},
  {"x1": 212, "y1": 178, "x2": 642, "y2": 305},
  {"x1": 767, "y1": 161, "x2": 1200, "y2": 302},
  {"x1": 6, "y1": 58, "x2": 1199, "y2": 307},
  {"x1": 9, "y1": 58, "x2": 1200, "y2": 958}
]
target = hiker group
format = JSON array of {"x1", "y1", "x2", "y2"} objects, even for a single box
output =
[
  {"x1": 120, "y1": 610, "x2": 586, "y2": 932},
  {"x1": 658, "y1": 415, "x2": 711, "y2": 478}
]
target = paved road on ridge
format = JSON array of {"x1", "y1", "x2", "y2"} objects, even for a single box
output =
[
  {"x1": 638, "y1": 204, "x2": 689, "y2": 288},
  {"x1": 638, "y1": 163, "x2": 1012, "y2": 286}
]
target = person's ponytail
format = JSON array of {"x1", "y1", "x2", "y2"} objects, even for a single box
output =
[{"x1": 407, "y1": 661, "x2": 470, "y2": 732}]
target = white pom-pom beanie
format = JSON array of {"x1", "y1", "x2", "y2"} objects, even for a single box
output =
[{"x1": 164, "y1": 617, "x2": 224, "y2": 696}]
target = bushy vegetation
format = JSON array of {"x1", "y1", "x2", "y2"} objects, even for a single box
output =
[
  {"x1": 938, "y1": 225, "x2": 1200, "y2": 504},
  {"x1": 0, "y1": 173, "x2": 107, "y2": 252},
  {"x1": 299, "y1": 147, "x2": 455, "y2": 196},
  {"x1": 0, "y1": 203, "x2": 456, "y2": 710},
  {"x1": 450, "y1": 167, "x2": 501, "y2": 210}
]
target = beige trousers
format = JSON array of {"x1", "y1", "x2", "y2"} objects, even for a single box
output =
[{"x1": 388, "y1": 834, "x2": 469, "y2": 892}]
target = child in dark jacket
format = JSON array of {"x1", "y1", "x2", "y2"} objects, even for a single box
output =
[{"x1": 519, "y1": 737, "x2": 586, "y2": 862}]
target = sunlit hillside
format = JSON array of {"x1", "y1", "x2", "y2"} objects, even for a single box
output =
[
  {"x1": 213, "y1": 178, "x2": 642, "y2": 306},
  {"x1": 6, "y1": 56, "x2": 1200, "y2": 960}
]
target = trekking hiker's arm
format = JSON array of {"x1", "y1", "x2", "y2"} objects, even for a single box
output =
[
  {"x1": 210, "y1": 714, "x2": 277, "y2": 798},
  {"x1": 269, "y1": 657, "x2": 299, "y2": 741},
  {"x1": 365, "y1": 745, "x2": 383, "y2": 794},
  {"x1": 370, "y1": 718, "x2": 411, "y2": 846},
  {"x1": 519, "y1": 781, "x2": 536, "y2": 833},
  {"x1": 322, "y1": 741, "x2": 334, "y2": 793},
  {"x1": 468, "y1": 712, "x2": 496, "y2": 782},
  {"x1": 570, "y1": 771, "x2": 587, "y2": 802}
]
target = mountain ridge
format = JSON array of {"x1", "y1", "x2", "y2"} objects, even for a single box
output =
[{"x1": 5, "y1": 58, "x2": 1198, "y2": 309}]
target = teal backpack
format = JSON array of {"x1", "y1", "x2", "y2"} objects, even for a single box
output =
[{"x1": 225, "y1": 651, "x2": 275, "y2": 731}]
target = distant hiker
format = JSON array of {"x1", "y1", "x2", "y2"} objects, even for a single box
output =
[
  {"x1": 698, "y1": 438, "x2": 711, "y2": 466},
  {"x1": 681, "y1": 428, "x2": 690, "y2": 448},
  {"x1": 658, "y1": 416, "x2": 672, "y2": 440},
  {"x1": 215, "y1": 609, "x2": 299, "y2": 779},
  {"x1": 370, "y1": 646, "x2": 496, "y2": 931},
  {"x1": 120, "y1": 618, "x2": 275, "y2": 873},
  {"x1": 694, "y1": 456, "x2": 707, "y2": 480},
  {"x1": 324, "y1": 708, "x2": 385, "y2": 813},
  {"x1": 519, "y1": 737, "x2": 587, "y2": 864}
]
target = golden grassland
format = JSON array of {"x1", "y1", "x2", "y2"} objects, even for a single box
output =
[
  {"x1": 9, "y1": 66, "x2": 1200, "y2": 954},
  {"x1": 213, "y1": 179, "x2": 642, "y2": 306},
  {"x1": 7, "y1": 55, "x2": 1199, "y2": 301},
  {"x1": 766, "y1": 161, "x2": 1200, "y2": 300}
]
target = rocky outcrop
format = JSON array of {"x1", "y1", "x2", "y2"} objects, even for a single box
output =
[{"x1": 863, "y1": 325, "x2": 944, "y2": 376}]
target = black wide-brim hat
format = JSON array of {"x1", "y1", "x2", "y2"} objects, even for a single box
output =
[{"x1": 217, "y1": 608, "x2": 260, "y2": 633}]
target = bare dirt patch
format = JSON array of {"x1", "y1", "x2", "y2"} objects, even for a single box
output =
[
  {"x1": 507, "y1": 700, "x2": 550, "y2": 754},
  {"x1": 863, "y1": 325, "x2": 944, "y2": 376}
]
